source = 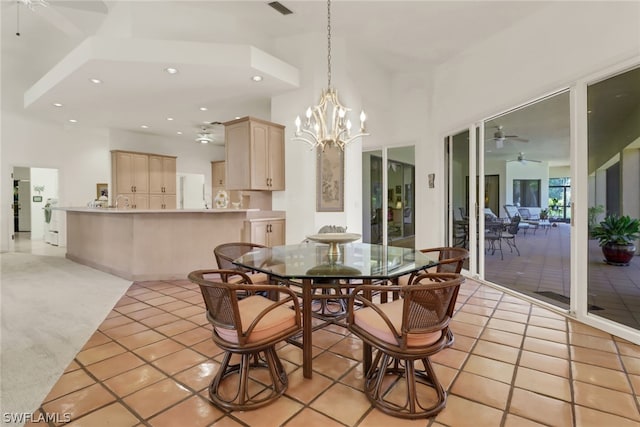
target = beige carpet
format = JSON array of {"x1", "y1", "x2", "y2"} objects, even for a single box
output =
[{"x1": 0, "y1": 252, "x2": 131, "y2": 425}]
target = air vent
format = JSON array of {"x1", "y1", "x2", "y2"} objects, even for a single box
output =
[{"x1": 268, "y1": 1, "x2": 293, "y2": 15}]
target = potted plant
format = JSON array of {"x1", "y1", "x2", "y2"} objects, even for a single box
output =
[
  {"x1": 591, "y1": 214, "x2": 640, "y2": 266},
  {"x1": 539, "y1": 208, "x2": 549, "y2": 220}
]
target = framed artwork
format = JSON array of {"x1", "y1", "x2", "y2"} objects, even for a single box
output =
[
  {"x1": 317, "y1": 144, "x2": 344, "y2": 212},
  {"x1": 32, "y1": 196, "x2": 43, "y2": 202},
  {"x1": 96, "y1": 183, "x2": 108, "y2": 199}
]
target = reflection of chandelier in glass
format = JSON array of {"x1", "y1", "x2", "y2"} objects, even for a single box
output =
[{"x1": 293, "y1": 0, "x2": 368, "y2": 151}]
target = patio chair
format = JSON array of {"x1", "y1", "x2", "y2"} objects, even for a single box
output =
[
  {"x1": 485, "y1": 218, "x2": 505, "y2": 260},
  {"x1": 501, "y1": 216, "x2": 521, "y2": 256},
  {"x1": 347, "y1": 272, "x2": 465, "y2": 418},
  {"x1": 503, "y1": 204, "x2": 531, "y2": 235},
  {"x1": 517, "y1": 208, "x2": 540, "y2": 234}
]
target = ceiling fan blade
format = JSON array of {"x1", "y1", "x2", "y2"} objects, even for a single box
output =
[{"x1": 506, "y1": 136, "x2": 529, "y2": 142}]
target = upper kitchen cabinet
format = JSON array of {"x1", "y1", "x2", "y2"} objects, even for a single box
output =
[
  {"x1": 112, "y1": 150, "x2": 176, "y2": 210},
  {"x1": 111, "y1": 151, "x2": 149, "y2": 196},
  {"x1": 149, "y1": 155, "x2": 177, "y2": 195},
  {"x1": 224, "y1": 117, "x2": 285, "y2": 191}
]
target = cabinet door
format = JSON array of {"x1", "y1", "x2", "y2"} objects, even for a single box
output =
[
  {"x1": 132, "y1": 193, "x2": 149, "y2": 209},
  {"x1": 132, "y1": 153, "x2": 149, "y2": 193},
  {"x1": 250, "y1": 122, "x2": 269, "y2": 190},
  {"x1": 162, "y1": 157, "x2": 176, "y2": 194},
  {"x1": 149, "y1": 155, "x2": 164, "y2": 194},
  {"x1": 163, "y1": 195, "x2": 177, "y2": 209},
  {"x1": 149, "y1": 194, "x2": 163, "y2": 209},
  {"x1": 268, "y1": 126, "x2": 285, "y2": 190},
  {"x1": 250, "y1": 221, "x2": 269, "y2": 246},
  {"x1": 211, "y1": 161, "x2": 225, "y2": 191},
  {"x1": 268, "y1": 219, "x2": 286, "y2": 246},
  {"x1": 114, "y1": 152, "x2": 134, "y2": 194}
]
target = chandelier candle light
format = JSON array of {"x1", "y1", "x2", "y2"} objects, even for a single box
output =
[{"x1": 293, "y1": 0, "x2": 369, "y2": 151}]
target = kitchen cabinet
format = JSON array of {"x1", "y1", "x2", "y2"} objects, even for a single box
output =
[
  {"x1": 224, "y1": 117, "x2": 285, "y2": 191},
  {"x1": 244, "y1": 218, "x2": 285, "y2": 247},
  {"x1": 112, "y1": 151, "x2": 149, "y2": 196},
  {"x1": 112, "y1": 150, "x2": 176, "y2": 210},
  {"x1": 149, "y1": 155, "x2": 177, "y2": 195}
]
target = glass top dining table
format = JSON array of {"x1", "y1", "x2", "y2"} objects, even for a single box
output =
[{"x1": 233, "y1": 242, "x2": 439, "y2": 378}]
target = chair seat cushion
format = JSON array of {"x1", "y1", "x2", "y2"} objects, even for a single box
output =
[
  {"x1": 215, "y1": 295, "x2": 296, "y2": 344},
  {"x1": 354, "y1": 299, "x2": 441, "y2": 347},
  {"x1": 229, "y1": 272, "x2": 270, "y2": 284}
]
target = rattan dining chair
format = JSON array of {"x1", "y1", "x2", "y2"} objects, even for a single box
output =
[
  {"x1": 214, "y1": 242, "x2": 271, "y2": 284},
  {"x1": 347, "y1": 272, "x2": 465, "y2": 419},
  {"x1": 188, "y1": 269, "x2": 302, "y2": 411}
]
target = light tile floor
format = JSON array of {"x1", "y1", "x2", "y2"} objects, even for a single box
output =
[{"x1": 27, "y1": 277, "x2": 640, "y2": 427}]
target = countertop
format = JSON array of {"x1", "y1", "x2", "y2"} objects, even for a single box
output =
[{"x1": 56, "y1": 207, "x2": 260, "y2": 214}]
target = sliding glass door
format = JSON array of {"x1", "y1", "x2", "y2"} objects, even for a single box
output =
[
  {"x1": 587, "y1": 65, "x2": 640, "y2": 329},
  {"x1": 446, "y1": 91, "x2": 573, "y2": 311},
  {"x1": 363, "y1": 146, "x2": 415, "y2": 247}
]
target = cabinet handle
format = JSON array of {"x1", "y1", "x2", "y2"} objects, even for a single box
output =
[
  {"x1": 219, "y1": 179, "x2": 223, "y2": 185},
  {"x1": 266, "y1": 178, "x2": 269, "y2": 186}
]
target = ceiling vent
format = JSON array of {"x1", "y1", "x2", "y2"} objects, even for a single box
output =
[{"x1": 268, "y1": 1, "x2": 293, "y2": 15}]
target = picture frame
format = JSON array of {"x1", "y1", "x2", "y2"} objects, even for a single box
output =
[
  {"x1": 96, "y1": 183, "x2": 108, "y2": 199},
  {"x1": 32, "y1": 196, "x2": 43, "y2": 202},
  {"x1": 316, "y1": 144, "x2": 344, "y2": 212}
]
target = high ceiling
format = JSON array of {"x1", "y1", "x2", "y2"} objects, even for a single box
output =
[
  {"x1": 2, "y1": 1, "x2": 636, "y2": 159},
  {"x1": 1, "y1": 0, "x2": 549, "y2": 144}
]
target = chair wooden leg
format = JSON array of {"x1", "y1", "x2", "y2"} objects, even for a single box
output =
[
  {"x1": 363, "y1": 351, "x2": 448, "y2": 419},
  {"x1": 208, "y1": 347, "x2": 289, "y2": 411}
]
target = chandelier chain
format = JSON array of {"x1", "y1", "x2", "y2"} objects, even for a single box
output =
[{"x1": 327, "y1": 0, "x2": 331, "y2": 88}]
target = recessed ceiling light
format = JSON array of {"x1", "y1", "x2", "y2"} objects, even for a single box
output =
[
  {"x1": 164, "y1": 67, "x2": 178, "y2": 74},
  {"x1": 587, "y1": 110, "x2": 592, "y2": 114},
  {"x1": 68, "y1": 119, "x2": 77, "y2": 123},
  {"x1": 251, "y1": 75, "x2": 263, "y2": 82},
  {"x1": 89, "y1": 78, "x2": 102, "y2": 84},
  {"x1": 235, "y1": 116, "x2": 241, "y2": 120},
  {"x1": 199, "y1": 107, "x2": 208, "y2": 111},
  {"x1": 141, "y1": 125, "x2": 149, "y2": 129},
  {"x1": 177, "y1": 131, "x2": 183, "y2": 135},
  {"x1": 53, "y1": 103, "x2": 63, "y2": 107},
  {"x1": 167, "y1": 117, "x2": 174, "y2": 121}
]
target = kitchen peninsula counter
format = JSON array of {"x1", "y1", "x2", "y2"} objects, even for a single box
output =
[{"x1": 60, "y1": 208, "x2": 285, "y2": 280}]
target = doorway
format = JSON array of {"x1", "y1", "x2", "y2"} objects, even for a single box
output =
[{"x1": 11, "y1": 167, "x2": 59, "y2": 243}]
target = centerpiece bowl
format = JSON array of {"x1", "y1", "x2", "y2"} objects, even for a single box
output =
[{"x1": 306, "y1": 233, "x2": 361, "y2": 262}]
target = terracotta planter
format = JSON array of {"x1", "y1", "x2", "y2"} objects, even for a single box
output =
[{"x1": 602, "y1": 243, "x2": 637, "y2": 266}]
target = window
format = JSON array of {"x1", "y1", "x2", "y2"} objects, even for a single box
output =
[{"x1": 513, "y1": 179, "x2": 540, "y2": 207}]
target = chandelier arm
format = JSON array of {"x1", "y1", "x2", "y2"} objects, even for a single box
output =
[
  {"x1": 311, "y1": 105, "x2": 328, "y2": 141},
  {"x1": 292, "y1": 135, "x2": 319, "y2": 149}
]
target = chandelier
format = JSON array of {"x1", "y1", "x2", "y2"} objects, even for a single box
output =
[{"x1": 293, "y1": 0, "x2": 368, "y2": 151}]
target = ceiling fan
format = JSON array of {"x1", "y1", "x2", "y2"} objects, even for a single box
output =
[
  {"x1": 195, "y1": 121, "x2": 224, "y2": 145},
  {"x1": 507, "y1": 152, "x2": 542, "y2": 164},
  {"x1": 489, "y1": 125, "x2": 529, "y2": 149},
  {"x1": 13, "y1": 0, "x2": 108, "y2": 37}
]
